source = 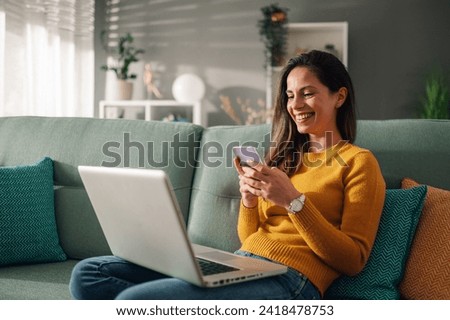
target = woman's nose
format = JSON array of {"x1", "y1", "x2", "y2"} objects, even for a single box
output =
[{"x1": 291, "y1": 97, "x2": 305, "y2": 110}]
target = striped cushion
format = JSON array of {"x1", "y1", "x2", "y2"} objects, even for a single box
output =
[
  {"x1": 400, "y1": 178, "x2": 450, "y2": 299},
  {"x1": 325, "y1": 186, "x2": 427, "y2": 299},
  {"x1": 0, "y1": 157, "x2": 67, "y2": 266}
]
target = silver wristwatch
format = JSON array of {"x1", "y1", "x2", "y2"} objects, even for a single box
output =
[{"x1": 287, "y1": 194, "x2": 306, "y2": 214}]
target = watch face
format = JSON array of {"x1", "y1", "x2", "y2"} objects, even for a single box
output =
[
  {"x1": 291, "y1": 199, "x2": 302, "y2": 212},
  {"x1": 289, "y1": 194, "x2": 305, "y2": 213}
]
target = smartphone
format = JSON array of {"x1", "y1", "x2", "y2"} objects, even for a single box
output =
[{"x1": 232, "y1": 146, "x2": 262, "y2": 167}]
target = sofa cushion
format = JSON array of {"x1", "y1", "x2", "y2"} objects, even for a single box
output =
[
  {"x1": 0, "y1": 260, "x2": 77, "y2": 299},
  {"x1": 0, "y1": 157, "x2": 67, "y2": 266},
  {"x1": 399, "y1": 178, "x2": 450, "y2": 299},
  {"x1": 325, "y1": 186, "x2": 427, "y2": 299}
]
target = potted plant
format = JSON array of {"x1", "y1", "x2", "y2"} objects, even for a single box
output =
[
  {"x1": 101, "y1": 32, "x2": 145, "y2": 100},
  {"x1": 420, "y1": 70, "x2": 449, "y2": 119}
]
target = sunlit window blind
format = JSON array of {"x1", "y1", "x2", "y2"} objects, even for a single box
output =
[{"x1": 0, "y1": 0, "x2": 94, "y2": 117}]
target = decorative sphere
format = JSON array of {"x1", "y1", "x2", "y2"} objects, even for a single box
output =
[{"x1": 172, "y1": 73, "x2": 205, "y2": 103}]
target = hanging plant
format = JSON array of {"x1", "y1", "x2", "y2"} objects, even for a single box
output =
[{"x1": 258, "y1": 3, "x2": 289, "y2": 67}]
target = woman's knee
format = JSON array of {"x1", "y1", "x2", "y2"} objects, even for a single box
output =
[
  {"x1": 71, "y1": 256, "x2": 117, "y2": 281},
  {"x1": 69, "y1": 255, "x2": 123, "y2": 300}
]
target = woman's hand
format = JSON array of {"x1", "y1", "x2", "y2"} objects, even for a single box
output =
[
  {"x1": 234, "y1": 157, "x2": 259, "y2": 208},
  {"x1": 234, "y1": 158, "x2": 301, "y2": 209}
]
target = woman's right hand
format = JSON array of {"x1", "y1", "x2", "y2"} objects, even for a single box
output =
[{"x1": 234, "y1": 157, "x2": 259, "y2": 208}]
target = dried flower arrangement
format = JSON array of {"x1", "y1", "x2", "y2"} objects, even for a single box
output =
[{"x1": 219, "y1": 95, "x2": 273, "y2": 125}]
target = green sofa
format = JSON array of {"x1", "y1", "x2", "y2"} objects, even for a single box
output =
[{"x1": 0, "y1": 116, "x2": 448, "y2": 300}]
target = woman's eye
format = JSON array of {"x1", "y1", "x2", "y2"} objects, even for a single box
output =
[{"x1": 303, "y1": 92, "x2": 313, "y2": 98}]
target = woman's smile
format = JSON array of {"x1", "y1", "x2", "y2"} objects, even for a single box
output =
[{"x1": 295, "y1": 112, "x2": 315, "y2": 122}]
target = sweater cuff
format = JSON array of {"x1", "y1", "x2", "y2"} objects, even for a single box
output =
[
  {"x1": 240, "y1": 200, "x2": 259, "y2": 217},
  {"x1": 289, "y1": 197, "x2": 322, "y2": 231}
]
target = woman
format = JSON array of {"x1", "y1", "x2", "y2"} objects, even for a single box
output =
[
  {"x1": 69, "y1": 50, "x2": 385, "y2": 300},
  {"x1": 234, "y1": 50, "x2": 385, "y2": 299}
]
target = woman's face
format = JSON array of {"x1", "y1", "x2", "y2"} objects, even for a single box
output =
[{"x1": 286, "y1": 66, "x2": 347, "y2": 145}]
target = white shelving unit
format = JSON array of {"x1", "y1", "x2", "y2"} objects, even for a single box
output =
[
  {"x1": 99, "y1": 100, "x2": 203, "y2": 126},
  {"x1": 266, "y1": 22, "x2": 348, "y2": 109},
  {"x1": 286, "y1": 22, "x2": 348, "y2": 67}
]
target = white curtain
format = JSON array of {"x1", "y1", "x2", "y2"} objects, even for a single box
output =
[{"x1": 0, "y1": 0, "x2": 94, "y2": 117}]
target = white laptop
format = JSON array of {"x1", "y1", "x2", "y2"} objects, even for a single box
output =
[{"x1": 78, "y1": 166, "x2": 287, "y2": 288}]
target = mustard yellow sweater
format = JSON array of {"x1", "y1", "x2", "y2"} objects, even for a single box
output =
[{"x1": 237, "y1": 143, "x2": 386, "y2": 296}]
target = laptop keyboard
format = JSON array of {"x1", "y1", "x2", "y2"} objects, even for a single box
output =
[{"x1": 197, "y1": 258, "x2": 239, "y2": 276}]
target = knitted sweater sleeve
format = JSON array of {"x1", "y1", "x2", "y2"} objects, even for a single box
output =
[
  {"x1": 289, "y1": 151, "x2": 386, "y2": 276},
  {"x1": 237, "y1": 200, "x2": 261, "y2": 243}
]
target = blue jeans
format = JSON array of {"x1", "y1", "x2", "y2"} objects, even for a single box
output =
[{"x1": 69, "y1": 251, "x2": 321, "y2": 300}]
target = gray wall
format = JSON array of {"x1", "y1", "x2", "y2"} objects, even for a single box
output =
[{"x1": 94, "y1": 0, "x2": 450, "y2": 124}]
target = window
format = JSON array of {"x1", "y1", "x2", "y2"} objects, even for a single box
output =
[{"x1": 0, "y1": 0, "x2": 94, "y2": 117}]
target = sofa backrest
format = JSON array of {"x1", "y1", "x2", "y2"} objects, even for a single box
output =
[
  {"x1": 1, "y1": 117, "x2": 448, "y2": 259},
  {"x1": 355, "y1": 119, "x2": 450, "y2": 190},
  {"x1": 187, "y1": 124, "x2": 271, "y2": 252},
  {"x1": 0, "y1": 117, "x2": 203, "y2": 259},
  {"x1": 187, "y1": 119, "x2": 450, "y2": 252}
]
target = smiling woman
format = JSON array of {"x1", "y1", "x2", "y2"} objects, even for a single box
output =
[
  {"x1": 268, "y1": 50, "x2": 356, "y2": 175},
  {"x1": 230, "y1": 50, "x2": 386, "y2": 298}
]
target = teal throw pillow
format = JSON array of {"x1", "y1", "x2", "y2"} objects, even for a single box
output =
[
  {"x1": 0, "y1": 157, "x2": 67, "y2": 266},
  {"x1": 325, "y1": 185, "x2": 427, "y2": 300}
]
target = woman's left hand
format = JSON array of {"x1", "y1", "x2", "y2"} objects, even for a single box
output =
[{"x1": 240, "y1": 163, "x2": 302, "y2": 208}]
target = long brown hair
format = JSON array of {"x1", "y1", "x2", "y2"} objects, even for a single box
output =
[{"x1": 266, "y1": 50, "x2": 356, "y2": 176}]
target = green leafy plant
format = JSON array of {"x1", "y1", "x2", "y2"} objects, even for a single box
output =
[
  {"x1": 101, "y1": 32, "x2": 145, "y2": 80},
  {"x1": 420, "y1": 71, "x2": 449, "y2": 119},
  {"x1": 258, "y1": 3, "x2": 289, "y2": 67}
]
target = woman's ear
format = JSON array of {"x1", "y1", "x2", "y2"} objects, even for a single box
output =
[{"x1": 336, "y1": 87, "x2": 348, "y2": 108}]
